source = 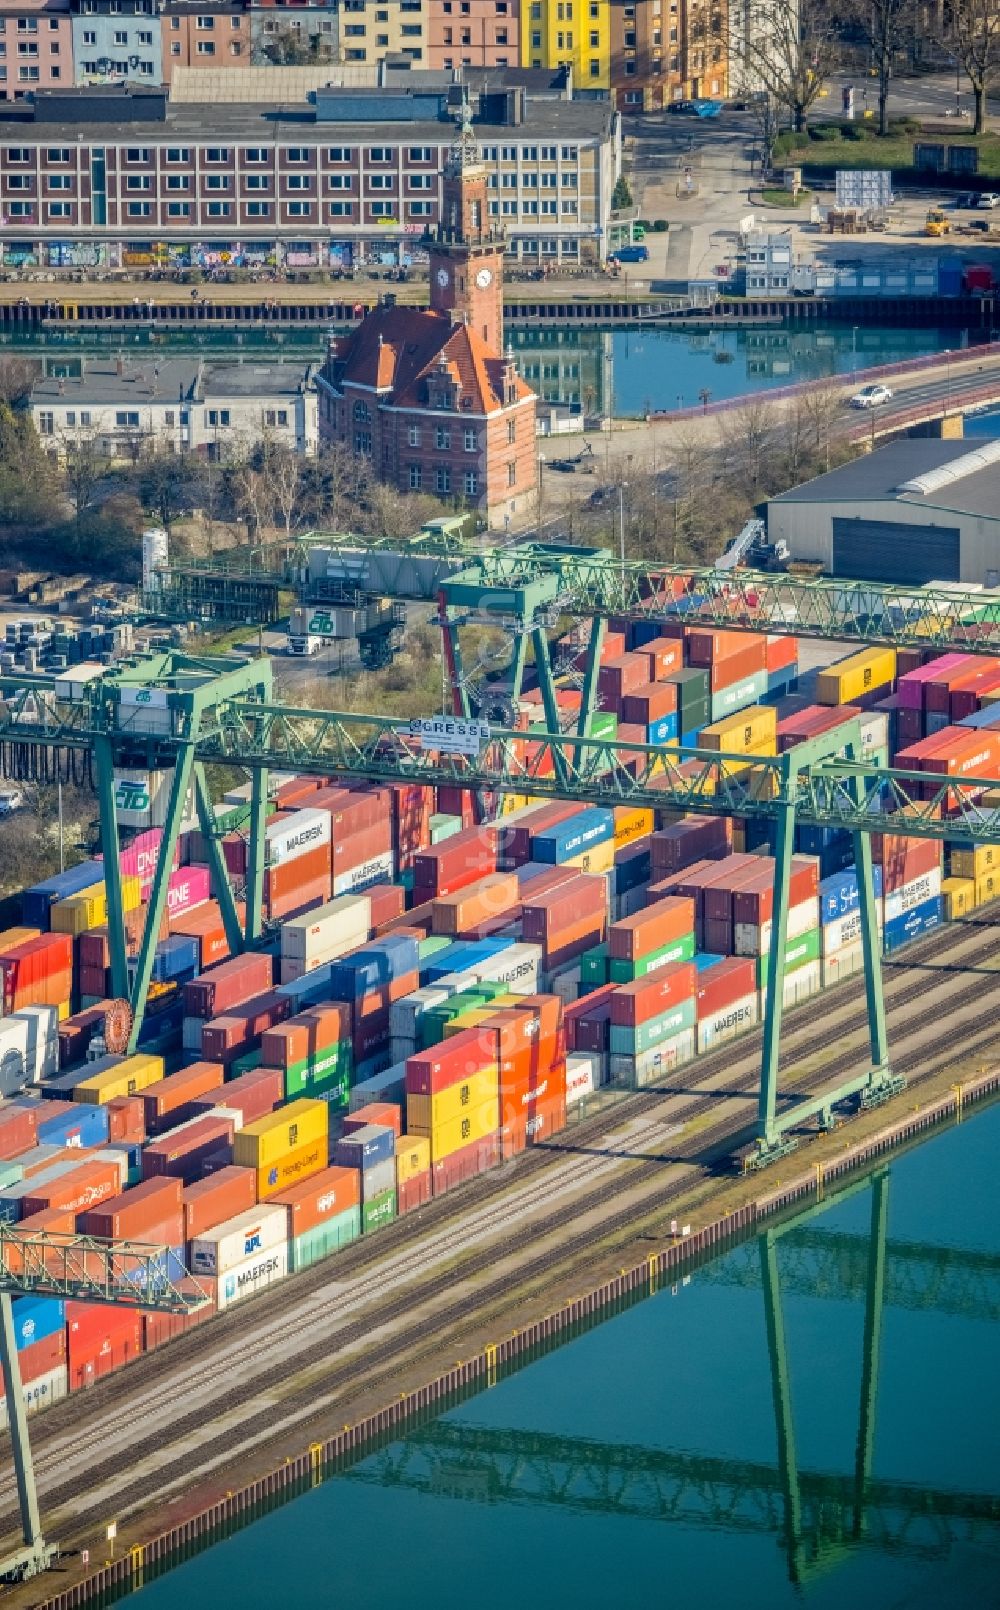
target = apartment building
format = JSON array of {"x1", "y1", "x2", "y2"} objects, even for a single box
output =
[
  {"x1": 608, "y1": 0, "x2": 725, "y2": 111},
  {"x1": 0, "y1": 76, "x2": 618, "y2": 269},
  {"x1": 248, "y1": 1, "x2": 338, "y2": 61},
  {"x1": 162, "y1": 0, "x2": 251, "y2": 80},
  {"x1": 69, "y1": 0, "x2": 163, "y2": 84},
  {"x1": 520, "y1": 0, "x2": 610, "y2": 92},
  {"x1": 0, "y1": 0, "x2": 73, "y2": 101},
  {"x1": 426, "y1": 0, "x2": 518, "y2": 69}
]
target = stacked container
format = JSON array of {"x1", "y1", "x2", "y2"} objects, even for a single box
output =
[{"x1": 331, "y1": 1124, "x2": 397, "y2": 1231}]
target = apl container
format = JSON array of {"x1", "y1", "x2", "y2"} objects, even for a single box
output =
[{"x1": 189, "y1": 1203, "x2": 287, "y2": 1276}]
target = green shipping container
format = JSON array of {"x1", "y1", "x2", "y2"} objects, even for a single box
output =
[
  {"x1": 0, "y1": 1162, "x2": 23, "y2": 1191},
  {"x1": 419, "y1": 935, "x2": 453, "y2": 961},
  {"x1": 754, "y1": 927, "x2": 821, "y2": 989},
  {"x1": 589, "y1": 710, "x2": 618, "y2": 743},
  {"x1": 283, "y1": 1042, "x2": 351, "y2": 1104},
  {"x1": 362, "y1": 1189, "x2": 397, "y2": 1234},
  {"x1": 608, "y1": 995, "x2": 697, "y2": 1058},
  {"x1": 609, "y1": 930, "x2": 696, "y2": 984},
  {"x1": 430, "y1": 814, "x2": 463, "y2": 844},
  {"x1": 290, "y1": 1205, "x2": 361, "y2": 1271},
  {"x1": 580, "y1": 943, "x2": 610, "y2": 988},
  {"x1": 229, "y1": 1049, "x2": 262, "y2": 1080}
]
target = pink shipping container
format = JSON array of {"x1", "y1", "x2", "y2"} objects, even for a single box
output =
[
  {"x1": 896, "y1": 655, "x2": 971, "y2": 712},
  {"x1": 166, "y1": 865, "x2": 211, "y2": 920}
]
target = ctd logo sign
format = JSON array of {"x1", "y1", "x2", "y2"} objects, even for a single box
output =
[
  {"x1": 134, "y1": 690, "x2": 153, "y2": 705},
  {"x1": 114, "y1": 778, "x2": 150, "y2": 813},
  {"x1": 309, "y1": 612, "x2": 334, "y2": 636}
]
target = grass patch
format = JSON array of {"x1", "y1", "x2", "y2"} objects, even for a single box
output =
[
  {"x1": 761, "y1": 187, "x2": 812, "y2": 206},
  {"x1": 773, "y1": 127, "x2": 1000, "y2": 177}
]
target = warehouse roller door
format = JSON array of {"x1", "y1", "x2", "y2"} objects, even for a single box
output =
[{"x1": 832, "y1": 517, "x2": 960, "y2": 584}]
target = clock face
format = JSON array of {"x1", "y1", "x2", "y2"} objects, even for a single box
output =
[
  {"x1": 476, "y1": 267, "x2": 494, "y2": 289},
  {"x1": 436, "y1": 268, "x2": 450, "y2": 288}
]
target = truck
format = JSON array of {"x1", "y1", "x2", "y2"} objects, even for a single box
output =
[{"x1": 286, "y1": 636, "x2": 322, "y2": 658}]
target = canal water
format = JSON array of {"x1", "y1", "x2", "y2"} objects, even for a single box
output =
[
  {"x1": 4, "y1": 322, "x2": 973, "y2": 420},
  {"x1": 127, "y1": 1098, "x2": 1000, "y2": 1610}
]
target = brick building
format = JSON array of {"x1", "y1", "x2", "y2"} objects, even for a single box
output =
[
  {"x1": 317, "y1": 108, "x2": 537, "y2": 528},
  {"x1": 0, "y1": 0, "x2": 73, "y2": 101},
  {"x1": 426, "y1": 0, "x2": 518, "y2": 69},
  {"x1": 162, "y1": 0, "x2": 251, "y2": 82}
]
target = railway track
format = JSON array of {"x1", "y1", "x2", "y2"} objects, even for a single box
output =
[{"x1": 2, "y1": 923, "x2": 997, "y2": 1550}]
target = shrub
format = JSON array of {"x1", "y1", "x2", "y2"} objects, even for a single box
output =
[{"x1": 809, "y1": 124, "x2": 842, "y2": 142}]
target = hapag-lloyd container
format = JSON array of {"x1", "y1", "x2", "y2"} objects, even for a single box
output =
[
  {"x1": 189, "y1": 1203, "x2": 287, "y2": 1276},
  {"x1": 213, "y1": 1243, "x2": 289, "y2": 1312}
]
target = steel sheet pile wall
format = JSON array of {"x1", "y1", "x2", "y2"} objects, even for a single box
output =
[{"x1": 1, "y1": 629, "x2": 999, "y2": 1429}]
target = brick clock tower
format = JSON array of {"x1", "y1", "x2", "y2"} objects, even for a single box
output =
[{"x1": 428, "y1": 107, "x2": 505, "y2": 351}]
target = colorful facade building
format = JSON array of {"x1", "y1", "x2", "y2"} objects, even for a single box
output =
[{"x1": 520, "y1": 0, "x2": 610, "y2": 91}]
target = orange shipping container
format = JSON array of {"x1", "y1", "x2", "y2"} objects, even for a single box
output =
[
  {"x1": 430, "y1": 872, "x2": 520, "y2": 936},
  {"x1": 20, "y1": 1158, "x2": 122, "y2": 1219},
  {"x1": 608, "y1": 895, "x2": 695, "y2": 962},
  {"x1": 182, "y1": 1165, "x2": 257, "y2": 1243},
  {"x1": 269, "y1": 1163, "x2": 360, "y2": 1237},
  {"x1": 142, "y1": 1061, "x2": 226, "y2": 1133},
  {"x1": 261, "y1": 1003, "x2": 352, "y2": 1069}
]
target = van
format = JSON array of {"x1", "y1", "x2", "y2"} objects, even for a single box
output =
[{"x1": 610, "y1": 245, "x2": 649, "y2": 264}]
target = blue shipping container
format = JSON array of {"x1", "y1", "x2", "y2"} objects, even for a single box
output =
[
  {"x1": 613, "y1": 848, "x2": 650, "y2": 896},
  {"x1": 695, "y1": 952, "x2": 725, "y2": 971},
  {"x1": 646, "y1": 713, "x2": 679, "y2": 746},
  {"x1": 35, "y1": 1103, "x2": 110, "y2": 1149},
  {"x1": 153, "y1": 934, "x2": 201, "y2": 983},
  {"x1": 332, "y1": 1122, "x2": 395, "y2": 1170},
  {"x1": 958, "y1": 706, "x2": 1000, "y2": 730},
  {"x1": 883, "y1": 895, "x2": 943, "y2": 955},
  {"x1": 11, "y1": 1296, "x2": 65, "y2": 1352},
  {"x1": 329, "y1": 936, "x2": 421, "y2": 998},
  {"x1": 22, "y1": 860, "x2": 105, "y2": 929},
  {"x1": 820, "y1": 865, "x2": 885, "y2": 925},
  {"x1": 532, "y1": 807, "x2": 615, "y2": 864}
]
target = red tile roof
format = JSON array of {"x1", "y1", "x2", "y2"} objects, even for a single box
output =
[{"x1": 332, "y1": 304, "x2": 533, "y2": 415}]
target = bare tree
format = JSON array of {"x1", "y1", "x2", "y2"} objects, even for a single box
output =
[
  {"x1": 0, "y1": 356, "x2": 40, "y2": 407},
  {"x1": 59, "y1": 430, "x2": 103, "y2": 534},
  {"x1": 848, "y1": 0, "x2": 917, "y2": 133},
  {"x1": 798, "y1": 379, "x2": 844, "y2": 470},
  {"x1": 230, "y1": 464, "x2": 276, "y2": 544},
  {"x1": 262, "y1": 441, "x2": 309, "y2": 540},
  {"x1": 940, "y1": 0, "x2": 1000, "y2": 132},
  {"x1": 737, "y1": 0, "x2": 841, "y2": 134}
]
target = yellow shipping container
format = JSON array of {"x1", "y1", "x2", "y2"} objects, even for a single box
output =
[
  {"x1": 444, "y1": 1008, "x2": 503, "y2": 1037},
  {"x1": 698, "y1": 705, "x2": 777, "y2": 756},
  {"x1": 73, "y1": 1052, "x2": 164, "y2": 1105},
  {"x1": 410, "y1": 1096, "x2": 499, "y2": 1162},
  {"x1": 407, "y1": 1068, "x2": 499, "y2": 1134},
  {"x1": 613, "y1": 807, "x2": 654, "y2": 849},
  {"x1": 815, "y1": 647, "x2": 896, "y2": 707},
  {"x1": 975, "y1": 870, "x2": 1000, "y2": 907},
  {"x1": 942, "y1": 876, "x2": 976, "y2": 920},
  {"x1": 256, "y1": 1137, "x2": 326, "y2": 1199},
  {"x1": 51, "y1": 886, "x2": 107, "y2": 937},
  {"x1": 0, "y1": 926, "x2": 40, "y2": 952},
  {"x1": 57, "y1": 1000, "x2": 70, "y2": 1021},
  {"x1": 234, "y1": 1097, "x2": 329, "y2": 1171},
  {"x1": 395, "y1": 1133, "x2": 431, "y2": 1187},
  {"x1": 980, "y1": 690, "x2": 1000, "y2": 709},
  {"x1": 950, "y1": 843, "x2": 1000, "y2": 881},
  {"x1": 732, "y1": 822, "x2": 747, "y2": 853},
  {"x1": 564, "y1": 838, "x2": 616, "y2": 875},
  {"x1": 121, "y1": 875, "x2": 142, "y2": 913}
]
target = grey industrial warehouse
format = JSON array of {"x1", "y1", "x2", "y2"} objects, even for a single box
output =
[{"x1": 767, "y1": 438, "x2": 1000, "y2": 585}]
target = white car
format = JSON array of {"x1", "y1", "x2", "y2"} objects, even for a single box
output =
[
  {"x1": 850, "y1": 383, "x2": 894, "y2": 409},
  {"x1": 978, "y1": 193, "x2": 1000, "y2": 209}
]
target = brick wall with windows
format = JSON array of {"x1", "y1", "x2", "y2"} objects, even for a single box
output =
[{"x1": 0, "y1": 0, "x2": 74, "y2": 102}]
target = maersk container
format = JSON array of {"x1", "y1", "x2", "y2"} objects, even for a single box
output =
[
  {"x1": 883, "y1": 896, "x2": 943, "y2": 954},
  {"x1": 291, "y1": 1205, "x2": 362, "y2": 1271},
  {"x1": 884, "y1": 868, "x2": 942, "y2": 925},
  {"x1": 610, "y1": 1028, "x2": 697, "y2": 1088},
  {"x1": 696, "y1": 993, "x2": 758, "y2": 1053},
  {"x1": 820, "y1": 865, "x2": 884, "y2": 924},
  {"x1": 215, "y1": 1243, "x2": 289, "y2": 1312},
  {"x1": 11, "y1": 1296, "x2": 65, "y2": 1352},
  {"x1": 532, "y1": 808, "x2": 615, "y2": 865},
  {"x1": 822, "y1": 907, "x2": 883, "y2": 955},
  {"x1": 361, "y1": 1188, "x2": 396, "y2": 1234},
  {"x1": 332, "y1": 1122, "x2": 395, "y2": 1171}
]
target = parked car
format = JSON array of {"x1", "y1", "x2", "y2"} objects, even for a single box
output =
[
  {"x1": 850, "y1": 383, "x2": 894, "y2": 409},
  {"x1": 609, "y1": 245, "x2": 650, "y2": 263},
  {"x1": 668, "y1": 100, "x2": 697, "y2": 114},
  {"x1": 978, "y1": 193, "x2": 1000, "y2": 209},
  {"x1": 693, "y1": 99, "x2": 723, "y2": 117},
  {"x1": 954, "y1": 192, "x2": 979, "y2": 209}
]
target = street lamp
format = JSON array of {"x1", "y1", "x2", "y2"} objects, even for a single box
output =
[
  {"x1": 852, "y1": 325, "x2": 858, "y2": 377},
  {"x1": 537, "y1": 452, "x2": 546, "y2": 532},
  {"x1": 620, "y1": 452, "x2": 633, "y2": 571},
  {"x1": 945, "y1": 349, "x2": 952, "y2": 410}
]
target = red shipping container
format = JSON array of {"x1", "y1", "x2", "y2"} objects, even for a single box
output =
[
  {"x1": 200, "y1": 990, "x2": 292, "y2": 1065},
  {"x1": 573, "y1": 1001, "x2": 612, "y2": 1054},
  {"x1": 20, "y1": 1158, "x2": 122, "y2": 1218},
  {"x1": 620, "y1": 682, "x2": 679, "y2": 728},
  {"x1": 79, "y1": 965, "x2": 109, "y2": 1000},
  {"x1": 105, "y1": 1096, "x2": 146, "y2": 1145},
  {"x1": 610, "y1": 961, "x2": 698, "y2": 1028},
  {"x1": 766, "y1": 634, "x2": 799, "y2": 674},
  {"x1": 650, "y1": 817, "x2": 733, "y2": 874},
  {"x1": 142, "y1": 1115, "x2": 236, "y2": 1184},
  {"x1": 2, "y1": 1209, "x2": 77, "y2": 1280},
  {"x1": 0, "y1": 1107, "x2": 37, "y2": 1160},
  {"x1": 398, "y1": 1171, "x2": 432, "y2": 1216},
  {"x1": 923, "y1": 656, "x2": 983, "y2": 717},
  {"x1": 66, "y1": 1301, "x2": 143, "y2": 1390},
  {"x1": 696, "y1": 956, "x2": 759, "y2": 1020},
  {"x1": 368, "y1": 881, "x2": 407, "y2": 928},
  {"x1": 314, "y1": 784, "x2": 392, "y2": 839},
  {"x1": 272, "y1": 776, "x2": 329, "y2": 809},
  {"x1": 500, "y1": 1087, "x2": 567, "y2": 1160},
  {"x1": 609, "y1": 895, "x2": 695, "y2": 961},
  {"x1": 57, "y1": 1002, "x2": 116, "y2": 1070},
  {"x1": 12, "y1": 1329, "x2": 66, "y2": 1383},
  {"x1": 431, "y1": 1133, "x2": 500, "y2": 1197},
  {"x1": 143, "y1": 1062, "x2": 226, "y2": 1134},
  {"x1": 435, "y1": 785, "x2": 477, "y2": 823},
  {"x1": 343, "y1": 1102, "x2": 402, "y2": 1137},
  {"x1": 880, "y1": 836, "x2": 941, "y2": 892},
  {"x1": 190, "y1": 1065, "x2": 284, "y2": 1125},
  {"x1": 183, "y1": 953, "x2": 275, "y2": 1021},
  {"x1": 637, "y1": 637, "x2": 684, "y2": 681},
  {"x1": 497, "y1": 803, "x2": 580, "y2": 869},
  {"x1": 79, "y1": 909, "x2": 144, "y2": 971},
  {"x1": 597, "y1": 654, "x2": 655, "y2": 710},
  {"x1": 78, "y1": 1176, "x2": 183, "y2": 1240},
  {"x1": 406, "y1": 1027, "x2": 498, "y2": 1096},
  {"x1": 732, "y1": 858, "x2": 819, "y2": 928},
  {"x1": 182, "y1": 1165, "x2": 257, "y2": 1243},
  {"x1": 571, "y1": 628, "x2": 625, "y2": 673},
  {"x1": 704, "y1": 637, "x2": 768, "y2": 694},
  {"x1": 142, "y1": 1279, "x2": 216, "y2": 1353},
  {"x1": 270, "y1": 1163, "x2": 360, "y2": 1238},
  {"x1": 1, "y1": 934, "x2": 73, "y2": 1012},
  {"x1": 949, "y1": 663, "x2": 1000, "y2": 721},
  {"x1": 702, "y1": 856, "x2": 773, "y2": 925},
  {"x1": 267, "y1": 872, "x2": 333, "y2": 924},
  {"x1": 920, "y1": 729, "x2": 1000, "y2": 809},
  {"x1": 331, "y1": 818, "x2": 393, "y2": 870},
  {"x1": 412, "y1": 826, "x2": 496, "y2": 898},
  {"x1": 262, "y1": 1004, "x2": 351, "y2": 1070},
  {"x1": 521, "y1": 875, "x2": 607, "y2": 943}
]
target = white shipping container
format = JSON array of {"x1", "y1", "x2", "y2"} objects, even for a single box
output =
[
  {"x1": 883, "y1": 869, "x2": 942, "y2": 925},
  {"x1": 761, "y1": 958, "x2": 822, "y2": 1014},
  {"x1": 265, "y1": 809, "x2": 332, "y2": 869},
  {"x1": 215, "y1": 1243, "x2": 289, "y2": 1312},
  {"x1": 207, "y1": 1104, "x2": 244, "y2": 1132},
  {"x1": 475, "y1": 942, "x2": 543, "y2": 994},
  {"x1": 696, "y1": 992, "x2": 759, "y2": 1054},
  {"x1": 548, "y1": 965, "x2": 582, "y2": 1005},
  {"x1": 332, "y1": 851, "x2": 395, "y2": 898},
  {"x1": 91, "y1": 1149, "x2": 131, "y2": 1191},
  {"x1": 0, "y1": 1019, "x2": 30, "y2": 1092},
  {"x1": 566, "y1": 1053, "x2": 596, "y2": 1105},
  {"x1": 14, "y1": 1005, "x2": 59, "y2": 1080},
  {"x1": 189, "y1": 1203, "x2": 288, "y2": 1276},
  {"x1": 610, "y1": 1028, "x2": 697, "y2": 1089},
  {"x1": 821, "y1": 941, "x2": 866, "y2": 988},
  {"x1": 822, "y1": 907, "x2": 883, "y2": 956},
  {"x1": 734, "y1": 898, "x2": 819, "y2": 957},
  {"x1": 280, "y1": 894, "x2": 370, "y2": 961},
  {"x1": 349, "y1": 1060, "x2": 407, "y2": 1113},
  {"x1": 389, "y1": 986, "x2": 453, "y2": 1040},
  {"x1": 0, "y1": 1364, "x2": 68, "y2": 1432}
]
